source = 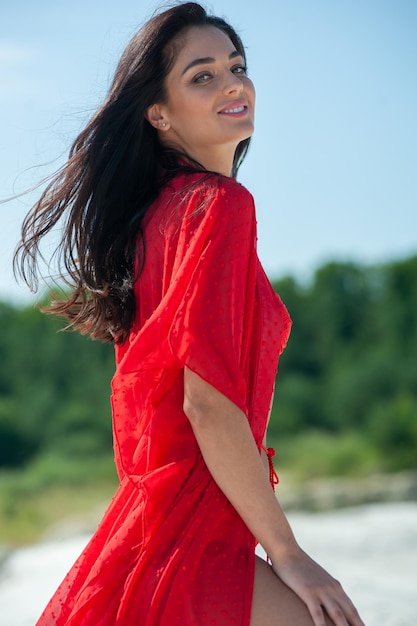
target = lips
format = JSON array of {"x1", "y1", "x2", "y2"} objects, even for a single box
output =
[
  {"x1": 221, "y1": 105, "x2": 246, "y2": 114},
  {"x1": 218, "y1": 100, "x2": 248, "y2": 115}
]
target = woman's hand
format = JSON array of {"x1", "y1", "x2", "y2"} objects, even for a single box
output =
[{"x1": 270, "y1": 546, "x2": 365, "y2": 626}]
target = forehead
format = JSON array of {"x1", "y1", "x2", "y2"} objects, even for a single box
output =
[{"x1": 171, "y1": 25, "x2": 238, "y2": 69}]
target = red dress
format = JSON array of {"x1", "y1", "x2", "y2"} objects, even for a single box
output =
[{"x1": 36, "y1": 172, "x2": 291, "y2": 626}]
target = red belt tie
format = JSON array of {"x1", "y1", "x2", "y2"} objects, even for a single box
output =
[{"x1": 261, "y1": 445, "x2": 279, "y2": 491}]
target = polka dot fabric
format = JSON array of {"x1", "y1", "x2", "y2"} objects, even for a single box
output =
[{"x1": 35, "y1": 173, "x2": 292, "y2": 625}]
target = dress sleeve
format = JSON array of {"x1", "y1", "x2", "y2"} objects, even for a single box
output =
[
  {"x1": 116, "y1": 179, "x2": 257, "y2": 416},
  {"x1": 168, "y1": 182, "x2": 257, "y2": 414}
]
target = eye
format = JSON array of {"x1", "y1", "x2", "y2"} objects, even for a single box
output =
[
  {"x1": 192, "y1": 71, "x2": 213, "y2": 84},
  {"x1": 232, "y1": 65, "x2": 247, "y2": 76}
]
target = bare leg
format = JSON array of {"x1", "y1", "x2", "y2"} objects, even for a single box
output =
[{"x1": 250, "y1": 556, "x2": 334, "y2": 626}]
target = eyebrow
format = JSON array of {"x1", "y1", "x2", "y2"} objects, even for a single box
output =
[{"x1": 181, "y1": 50, "x2": 242, "y2": 76}]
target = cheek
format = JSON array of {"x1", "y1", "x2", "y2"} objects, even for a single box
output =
[
  {"x1": 246, "y1": 79, "x2": 256, "y2": 103},
  {"x1": 170, "y1": 93, "x2": 204, "y2": 117},
  {"x1": 175, "y1": 95, "x2": 214, "y2": 125}
]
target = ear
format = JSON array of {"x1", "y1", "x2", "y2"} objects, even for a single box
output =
[{"x1": 145, "y1": 104, "x2": 170, "y2": 131}]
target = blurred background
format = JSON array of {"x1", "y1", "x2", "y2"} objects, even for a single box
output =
[{"x1": 0, "y1": 1, "x2": 416, "y2": 625}]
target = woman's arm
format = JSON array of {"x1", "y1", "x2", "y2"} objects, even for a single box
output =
[{"x1": 183, "y1": 367, "x2": 364, "y2": 626}]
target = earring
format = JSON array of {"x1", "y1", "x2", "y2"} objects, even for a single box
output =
[{"x1": 161, "y1": 121, "x2": 167, "y2": 128}]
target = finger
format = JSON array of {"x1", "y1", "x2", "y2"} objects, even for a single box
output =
[
  {"x1": 323, "y1": 601, "x2": 350, "y2": 626},
  {"x1": 321, "y1": 594, "x2": 366, "y2": 626},
  {"x1": 330, "y1": 587, "x2": 366, "y2": 626},
  {"x1": 304, "y1": 599, "x2": 328, "y2": 626},
  {"x1": 338, "y1": 598, "x2": 366, "y2": 626}
]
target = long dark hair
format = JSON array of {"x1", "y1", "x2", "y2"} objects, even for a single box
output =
[{"x1": 14, "y1": 2, "x2": 250, "y2": 343}]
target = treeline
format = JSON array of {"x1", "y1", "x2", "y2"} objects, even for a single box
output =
[
  {"x1": 0, "y1": 303, "x2": 115, "y2": 471},
  {"x1": 269, "y1": 255, "x2": 417, "y2": 475},
  {"x1": 0, "y1": 255, "x2": 416, "y2": 479}
]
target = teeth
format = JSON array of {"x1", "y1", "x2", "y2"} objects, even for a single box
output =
[{"x1": 223, "y1": 106, "x2": 245, "y2": 113}]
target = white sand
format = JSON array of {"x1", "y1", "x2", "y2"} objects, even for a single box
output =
[{"x1": 1, "y1": 502, "x2": 416, "y2": 626}]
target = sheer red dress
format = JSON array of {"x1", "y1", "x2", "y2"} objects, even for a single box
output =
[{"x1": 36, "y1": 172, "x2": 292, "y2": 626}]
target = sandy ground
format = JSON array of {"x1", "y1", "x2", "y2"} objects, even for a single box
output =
[{"x1": 0, "y1": 502, "x2": 416, "y2": 626}]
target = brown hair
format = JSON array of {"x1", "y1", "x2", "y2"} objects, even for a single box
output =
[{"x1": 14, "y1": 2, "x2": 250, "y2": 343}]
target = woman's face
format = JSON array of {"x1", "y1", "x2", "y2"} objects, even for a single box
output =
[{"x1": 147, "y1": 26, "x2": 255, "y2": 174}]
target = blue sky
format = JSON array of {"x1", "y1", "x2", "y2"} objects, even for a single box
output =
[{"x1": 1, "y1": 0, "x2": 416, "y2": 302}]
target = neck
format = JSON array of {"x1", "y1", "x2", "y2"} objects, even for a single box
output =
[
  {"x1": 161, "y1": 137, "x2": 236, "y2": 178},
  {"x1": 194, "y1": 149, "x2": 235, "y2": 177}
]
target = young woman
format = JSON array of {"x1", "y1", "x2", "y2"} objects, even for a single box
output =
[{"x1": 15, "y1": 3, "x2": 365, "y2": 625}]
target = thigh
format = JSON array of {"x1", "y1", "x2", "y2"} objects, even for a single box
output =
[{"x1": 250, "y1": 555, "x2": 334, "y2": 626}]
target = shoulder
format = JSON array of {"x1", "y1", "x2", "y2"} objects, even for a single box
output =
[
  {"x1": 168, "y1": 171, "x2": 255, "y2": 220},
  {"x1": 185, "y1": 171, "x2": 253, "y2": 202},
  {"x1": 213, "y1": 175, "x2": 254, "y2": 210}
]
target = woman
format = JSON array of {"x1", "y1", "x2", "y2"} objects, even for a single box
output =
[{"x1": 15, "y1": 3, "x2": 365, "y2": 625}]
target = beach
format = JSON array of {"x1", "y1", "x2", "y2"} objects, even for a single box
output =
[{"x1": 1, "y1": 502, "x2": 416, "y2": 626}]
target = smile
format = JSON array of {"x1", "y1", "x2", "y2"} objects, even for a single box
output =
[
  {"x1": 221, "y1": 106, "x2": 245, "y2": 114},
  {"x1": 218, "y1": 103, "x2": 249, "y2": 117}
]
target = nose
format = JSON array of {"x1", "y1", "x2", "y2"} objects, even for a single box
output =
[{"x1": 223, "y1": 70, "x2": 244, "y2": 95}]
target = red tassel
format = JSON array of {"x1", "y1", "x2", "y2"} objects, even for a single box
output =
[{"x1": 261, "y1": 445, "x2": 279, "y2": 491}]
